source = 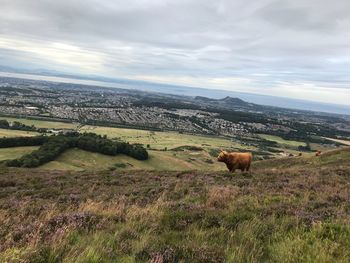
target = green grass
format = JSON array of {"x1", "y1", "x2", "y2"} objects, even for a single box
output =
[
  {"x1": 0, "y1": 146, "x2": 40, "y2": 161},
  {"x1": 0, "y1": 117, "x2": 248, "y2": 151},
  {"x1": 259, "y1": 134, "x2": 306, "y2": 147},
  {"x1": 40, "y1": 148, "x2": 225, "y2": 171},
  {"x1": 0, "y1": 148, "x2": 349, "y2": 262},
  {"x1": 0, "y1": 128, "x2": 39, "y2": 137},
  {"x1": 0, "y1": 117, "x2": 258, "y2": 171},
  {"x1": 254, "y1": 147, "x2": 350, "y2": 170},
  {"x1": 81, "y1": 125, "x2": 249, "y2": 151},
  {"x1": 1, "y1": 117, "x2": 346, "y2": 173}
]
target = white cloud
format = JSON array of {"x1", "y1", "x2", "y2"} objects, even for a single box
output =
[{"x1": 1, "y1": 0, "x2": 350, "y2": 105}]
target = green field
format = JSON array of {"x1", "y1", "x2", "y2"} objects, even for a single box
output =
[
  {"x1": 0, "y1": 143, "x2": 227, "y2": 172},
  {"x1": 81, "y1": 125, "x2": 248, "y2": 151},
  {"x1": 0, "y1": 117, "x2": 258, "y2": 171},
  {"x1": 3, "y1": 116, "x2": 345, "y2": 172},
  {"x1": 259, "y1": 134, "x2": 306, "y2": 147},
  {"x1": 0, "y1": 117, "x2": 248, "y2": 150},
  {"x1": 40, "y1": 148, "x2": 225, "y2": 171},
  {"x1": 0, "y1": 146, "x2": 224, "y2": 172},
  {"x1": 0, "y1": 128, "x2": 39, "y2": 137},
  {"x1": 0, "y1": 146, "x2": 39, "y2": 161}
]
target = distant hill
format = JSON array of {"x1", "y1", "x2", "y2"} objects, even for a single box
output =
[
  {"x1": 194, "y1": 95, "x2": 254, "y2": 110},
  {"x1": 220, "y1": 96, "x2": 247, "y2": 104},
  {"x1": 1, "y1": 70, "x2": 349, "y2": 115},
  {"x1": 195, "y1": 96, "x2": 247, "y2": 105}
]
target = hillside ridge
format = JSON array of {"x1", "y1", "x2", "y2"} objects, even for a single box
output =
[{"x1": 0, "y1": 147, "x2": 349, "y2": 262}]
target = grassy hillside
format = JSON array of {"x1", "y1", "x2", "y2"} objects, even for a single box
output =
[
  {"x1": 0, "y1": 116, "x2": 347, "y2": 172},
  {"x1": 0, "y1": 147, "x2": 224, "y2": 172},
  {"x1": 40, "y1": 148, "x2": 225, "y2": 171},
  {"x1": 0, "y1": 117, "x2": 346, "y2": 171},
  {"x1": 0, "y1": 148, "x2": 349, "y2": 262},
  {"x1": 0, "y1": 117, "x2": 257, "y2": 172},
  {"x1": 254, "y1": 147, "x2": 350, "y2": 169}
]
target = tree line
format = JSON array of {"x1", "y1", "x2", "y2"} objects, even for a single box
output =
[
  {"x1": 3, "y1": 133, "x2": 148, "y2": 168},
  {"x1": 0, "y1": 120, "x2": 38, "y2": 132},
  {"x1": 0, "y1": 136, "x2": 48, "y2": 148}
]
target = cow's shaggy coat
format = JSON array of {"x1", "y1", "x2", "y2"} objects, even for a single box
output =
[{"x1": 217, "y1": 151, "x2": 252, "y2": 173}]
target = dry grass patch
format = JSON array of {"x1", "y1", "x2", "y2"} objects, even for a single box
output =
[{"x1": 206, "y1": 186, "x2": 239, "y2": 208}]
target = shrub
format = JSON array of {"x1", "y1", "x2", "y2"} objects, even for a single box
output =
[{"x1": 0, "y1": 136, "x2": 48, "y2": 148}]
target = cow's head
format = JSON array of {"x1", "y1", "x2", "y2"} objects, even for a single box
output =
[{"x1": 217, "y1": 150, "x2": 228, "y2": 162}]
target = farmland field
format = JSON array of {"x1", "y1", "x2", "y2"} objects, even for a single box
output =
[
  {"x1": 0, "y1": 146, "x2": 39, "y2": 161},
  {"x1": 0, "y1": 128, "x2": 38, "y2": 137},
  {"x1": 0, "y1": 116, "x2": 345, "y2": 172},
  {"x1": 80, "y1": 125, "x2": 250, "y2": 151},
  {"x1": 258, "y1": 134, "x2": 306, "y2": 147},
  {"x1": 0, "y1": 117, "x2": 247, "y2": 150},
  {"x1": 0, "y1": 117, "x2": 257, "y2": 171}
]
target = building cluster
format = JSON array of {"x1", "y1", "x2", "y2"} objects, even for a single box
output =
[
  {"x1": 0, "y1": 82, "x2": 255, "y2": 135},
  {"x1": 2, "y1": 78, "x2": 346, "y2": 138}
]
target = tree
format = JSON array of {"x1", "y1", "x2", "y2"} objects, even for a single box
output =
[{"x1": 5, "y1": 133, "x2": 149, "y2": 168}]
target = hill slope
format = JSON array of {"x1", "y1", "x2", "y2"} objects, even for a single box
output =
[{"x1": 0, "y1": 148, "x2": 349, "y2": 262}]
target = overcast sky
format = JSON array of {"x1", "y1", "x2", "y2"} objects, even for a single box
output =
[{"x1": 1, "y1": 0, "x2": 350, "y2": 105}]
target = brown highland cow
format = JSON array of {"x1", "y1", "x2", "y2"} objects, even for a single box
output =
[{"x1": 217, "y1": 150, "x2": 252, "y2": 173}]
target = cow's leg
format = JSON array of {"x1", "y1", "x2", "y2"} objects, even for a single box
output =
[{"x1": 239, "y1": 163, "x2": 246, "y2": 173}]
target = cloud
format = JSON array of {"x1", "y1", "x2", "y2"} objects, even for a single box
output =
[{"x1": 0, "y1": 0, "x2": 350, "y2": 105}]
